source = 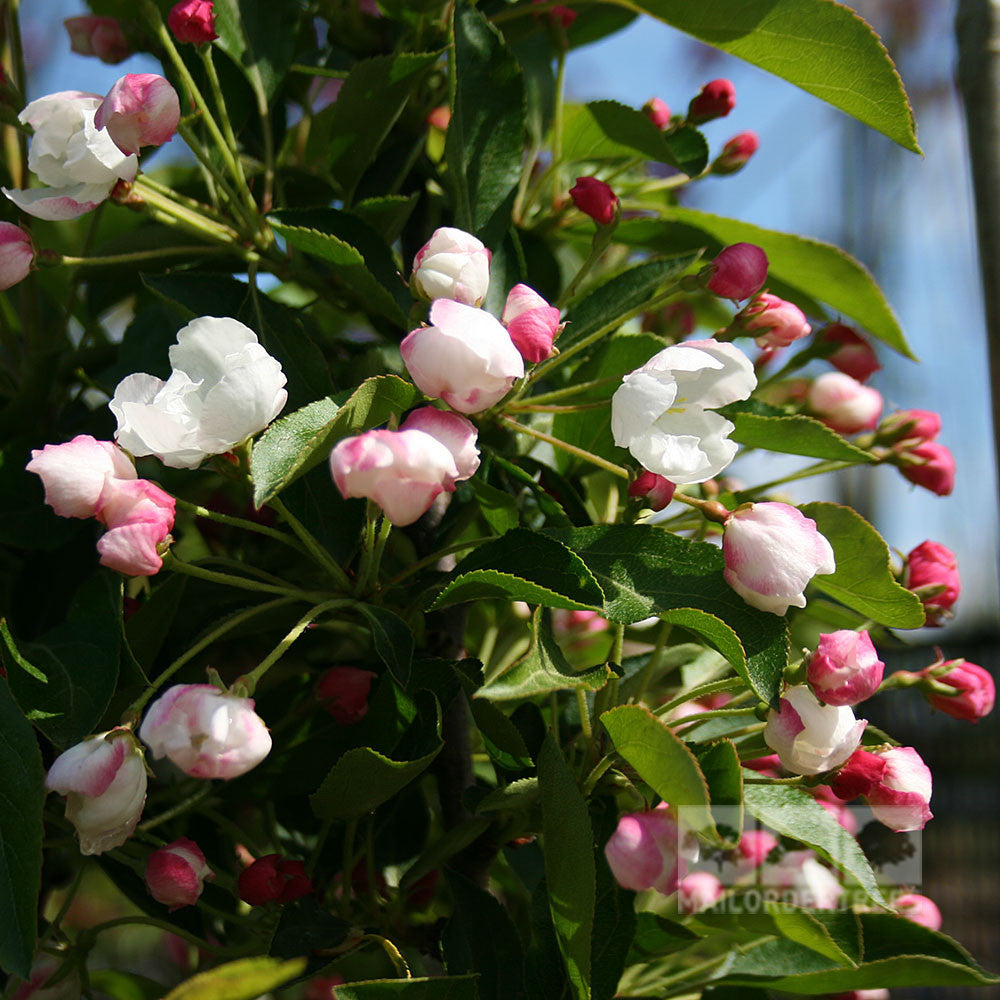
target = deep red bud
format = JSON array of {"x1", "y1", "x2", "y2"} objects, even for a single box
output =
[
  {"x1": 316, "y1": 666, "x2": 377, "y2": 725},
  {"x1": 687, "y1": 78, "x2": 736, "y2": 123},
  {"x1": 642, "y1": 97, "x2": 671, "y2": 129},
  {"x1": 903, "y1": 540, "x2": 960, "y2": 624},
  {"x1": 238, "y1": 854, "x2": 314, "y2": 906},
  {"x1": 569, "y1": 176, "x2": 619, "y2": 227},
  {"x1": 920, "y1": 660, "x2": 995, "y2": 722},
  {"x1": 628, "y1": 470, "x2": 675, "y2": 511},
  {"x1": 898, "y1": 441, "x2": 955, "y2": 496},
  {"x1": 830, "y1": 748, "x2": 887, "y2": 800},
  {"x1": 704, "y1": 243, "x2": 768, "y2": 301},
  {"x1": 821, "y1": 323, "x2": 881, "y2": 382},
  {"x1": 168, "y1": 0, "x2": 218, "y2": 44},
  {"x1": 712, "y1": 131, "x2": 759, "y2": 174}
]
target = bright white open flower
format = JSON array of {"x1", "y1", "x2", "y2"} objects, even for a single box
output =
[
  {"x1": 3, "y1": 91, "x2": 137, "y2": 220},
  {"x1": 764, "y1": 685, "x2": 866, "y2": 775},
  {"x1": 110, "y1": 316, "x2": 288, "y2": 469},
  {"x1": 611, "y1": 339, "x2": 755, "y2": 483}
]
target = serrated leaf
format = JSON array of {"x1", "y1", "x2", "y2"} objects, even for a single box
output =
[
  {"x1": 476, "y1": 776, "x2": 540, "y2": 813},
  {"x1": 695, "y1": 739, "x2": 743, "y2": 842},
  {"x1": 357, "y1": 605, "x2": 413, "y2": 688},
  {"x1": 799, "y1": 502, "x2": 924, "y2": 628},
  {"x1": 623, "y1": 0, "x2": 919, "y2": 152},
  {"x1": 549, "y1": 525, "x2": 788, "y2": 705},
  {"x1": 468, "y1": 479, "x2": 519, "y2": 534},
  {"x1": 470, "y1": 697, "x2": 533, "y2": 769},
  {"x1": 743, "y1": 783, "x2": 884, "y2": 906},
  {"x1": 352, "y1": 194, "x2": 420, "y2": 244},
  {"x1": 251, "y1": 375, "x2": 421, "y2": 507},
  {"x1": 213, "y1": 0, "x2": 297, "y2": 100},
  {"x1": 728, "y1": 412, "x2": 877, "y2": 464},
  {"x1": 162, "y1": 958, "x2": 306, "y2": 1000},
  {"x1": 332, "y1": 978, "x2": 481, "y2": 999},
  {"x1": 600, "y1": 705, "x2": 716, "y2": 840},
  {"x1": 269, "y1": 897, "x2": 351, "y2": 962}
]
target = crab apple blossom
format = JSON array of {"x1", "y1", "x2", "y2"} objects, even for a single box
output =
[
  {"x1": 611, "y1": 339, "x2": 756, "y2": 484},
  {"x1": 920, "y1": 659, "x2": 995, "y2": 722},
  {"x1": 643, "y1": 96, "x2": 671, "y2": 128},
  {"x1": 0, "y1": 222, "x2": 34, "y2": 290},
  {"x1": 879, "y1": 408, "x2": 942, "y2": 445},
  {"x1": 604, "y1": 806, "x2": 690, "y2": 895},
  {"x1": 110, "y1": 316, "x2": 288, "y2": 469},
  {"x1": 903, "y1": 540, "x2": 960, "y2": 624},
  {"x1": 898, "y1": 440, "x2": 956, "y2": 496},
  {"x1": 704, "y1": 243, "x2": 768, "y2": 301},
  {"x1": 239, "y1": 854, "x2": 313, "y2": 906},
  {"x1": 168, "y1": 0, "x2": 218, "y2": 43},
  {"x1": 722, "y1": 502, "x2": 835, "y2": 615},
  {"x1": 677, "y1": 872, "x2": 724, "y2": 912},
  {"x1": 3, "y1": 91, "x2": 137, "y2": 220},
  {"x1": 316, "y1": 666, "x2": 377, "y2": 725},
  {"x1": 97, "y1": 516, "x2": 173, "y2": 576},
  {"x1": 569, "y1": 176, "x2": 619, "y2": 226},
  {"x1": 26, "y1": 434, "x2": 136, "y2": 519},
  {"x1": 737, "y1": 829, "x2": 778, "y2": 868},
  {"x1": 807, "y1": 630, "x2": 885, "y2": 706},
  {"x1": 139, "y1": 684, "x2": 272, "y2": 780},
  {"x1": 410, "y1": 227, "x2": 491, "y2": 306},
  {"x1": 628, "y1": 470, "x2": 676, "y2": 511},
  {"x1": 501, "y1": 283, "x2": 562, "y2": 363},
  {"x1": 832, "y1": 746, "x2": 933, "y2": 832},
  {"x1": 401, "y1": 299, "x2": 524, "y2": 413},
  {"x1": 764, "y1": 685, "x2": 866, "y2": 775},
  {"x1": 64, "y1": 15, "x2": 131, "y2": 63},
  {"x1": 687, "y1": 78, "x2": 736, "y2": 123},
  {"x1": 895, "y1": 892, "x2": 942, "y2": 931},
  {"x1": 45, "y1": 730, "x2": 147, "y2": 855},
  {"x1": 741, "y1": 292, "x2": 812, "y2": 348},
  {"x1": 330, "y1": 428, "x2": 460, "y2": 526},
  {"x1": 712, "y1": 131, "x2": 759, "y2": 174},
  {"x1": 807, "y1": 371, "x2": 883, "y2": 434},
  {"x1": 95, "y1": 74, "x2": 181, "y2": 156},
  {"x1": 400, "y1": 406, "x2": 480, "y2": 484},
  {"x1": 145, "y1": 838, "x2": 213, "y2": 910},
  {"x1": 821, "y1": 323, "x2": 881, "y2": 381}
]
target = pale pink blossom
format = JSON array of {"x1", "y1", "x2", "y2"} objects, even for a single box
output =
[
  {"x1": 807, "y1": 630, "x2": 885, "y2": 707},
  {"x1": 0, "y1": 222, "x2": 34, "y2": 290},
  {"x1": 46, "y1": 730, "x2": 147, "y2": 855},
  {"x1": 807, "y1": 371, "x2": 883, "y2": 434},
  {"x1": 330, "y1": 428, "x2": 460, "y2": 526},
  {"x1": 764, "y1": 685, "x2": 865, "y2": 776},
  {"x1": 64, "y1": 16, "x2": 131, "y2": 63},
  {"x1": 139, "y1": 684, "x2": 272, "y2": 780},
  {"x1": 704, "y1": 243, "x2": 767, "y2": 301},
  {"x1": 400, "y1": 406, "x2": 480, "y2": 484},
  {"x1": 411, "y1": 227, "x2": 491, "y2": 306},
  {"x1": 741, "y1": 292, "x2": 811, "y2": 349},
  {"x1": 604, "y1": 805, "x2": 688, "y2": 895},
  {"x1": 401, "y1": 299, "x2": 524, "y2": 413},
  {"x1": 501, "y1": 283, "x2": 562, "y2": 363},
  {"x1": 94, "y1": 477, "x2": 175, "y2": 576},
  {"x1": 95, "y1": 74, "x2": 181, "y2": 156},
  {"x1": 677, "y1": 872, "x2": 724, "y2": 912},
  {"x1": 895, "y1": 892, "x2": 942, "y2": 931},
  {"x1": 722, "y1": 502, "x2": 835, "y2": 615},
  {"x1": 145, "y1": 837, "x2": 213, "y2": 910},
  {"x1": 26, "y1": 435, "x2": 136, "y2": 519}
]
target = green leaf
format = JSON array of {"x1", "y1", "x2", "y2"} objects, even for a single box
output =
[
  {"x1": 591, "y1": 850, "x2": 636, "y2": 1000},
  {"x1": 429, "y1": 529, "x2": 605, "y2": 612},
  {"x1": 743, "y1": 783, "x2": 884, "y2": 906},
  {"x1": 470, "y1": 697, "x2": 533, "y2": 770},
  {"x1": 728, "y1": 412, "x2": 877, "y2": 464},
  {"x1": 442, "y1": 869, "x2": 526, "y2": 1000},
  {"x1": 549, "y1": 525, "x2": 789, "y2": 704},
  {"x1": 476, "y1": 776, "x2": 540, "y2": 813},
  {"x1": 250, "y1": 375, "x2": 421, "y2": 507},
  {"x1": 562, "y1": 101, "x2": 708, "y2": 176},
  {"x1": 0, "y1": 677, "x2": 43, "y2": 977},
  {"x1": 357, "y1": 605, "x2": 413, "y2": 688},
  {"x1": 468, "y1": 479, "x2": 519, "y2": 534},
  {"x1": 352, "y1": 194, "x2": 420, "y2": 244},
  {"x1": 622, "y1": 0, "x2": 918, "y2": 152},
  {"x1": 162, "y1": 958, "x2": 306, "y2": 1000},
  {"x1": 269, "y1": 897, "x2": 351, "y2": 966},
  {"x1": 614, "y1": 211, "x2": 912, "y2": 358},
  {"x1": 694, "y1": 740, "x2": 743, "y2": 842},
  {"x1": 480, "y1": 613, "x2": 612, "y2": 701},
  {"x1": 538, "y1": 734, "x2": 595, "y2": 1000},
  {"x1": 88, "y1": 969, "x2": 168, "y2": 1000},
  {"x1": 559, "y1": 255, "x2": 701, "y2": 350},
  {"x1": 268, "y1": 212, "x2": 409, "y2": 326},
  {"x1": 799, "y1": 502, "x2": 924, "y2": 628},
  {"x1": 600, "y1": 705, "x2": 716, "y2": 840},
  {"x1": 331, "y1": 978, "x2": 481, "y2": 999},
  {"x1": 213, "y1": 0, "x2": 298, "y2": 99},
  {"x1": 446, "y1": 4, "x2": 526, "y2": 244}
]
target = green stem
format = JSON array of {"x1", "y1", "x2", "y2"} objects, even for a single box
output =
[
  {"x1": 359, "y1": 935, "x2": 411, "y2": 978},
  {"x1": 39, "y1": 861, "x2": 87, "y2": 948},
  {"x1": 176, "y1": 498, "x2": 305, "y2": 553},
  {"x1": 515, "y1": 377, "x2": 620, "y2": 406},
  {"x1": 137, "y1": 785, "x2": 213, "y2": 832},
  {"x1": 357, "y1": 513, "x2": 392, "y2": 596},
  {"x1": 557, "y1": 227, "x2": 613, "y2": 308},
  {"x1": 175, "y1": 120, "x2": 257, "y2": 230},
  {"x1": 269, "y1": 496, "x2": 353, "y2": 591},
  {"x1": 551, "y1": 44, "x2": 567, "y2": 209},
  {"x1": 655, "y1": 677, "x2": 744, "y2": 716},
  {"x1": 671, "y1": 706, "x2": 758, "y2": 726},
  {"x1": 58, "y1": 246, "x2": 227, "y2": 267},
  {"x1": 384, "y1": 536, "x2": 493, "y2": 587},
  {"x1": 83, "y1": 915, "x2": 217, "y2": 952},
  {"x1": 162, "y1": 552, "x2": 327, "y2": 601},
  {"x1": 131, "y1": 176, "x2": 243, "y2": 245},
  {"x1": 506, "y1": 400, "x2": 610, "y2": 413},
  {"x1": 632, "y1": 622, "x2": 672, "y2": 704},
  {"x1": 746, "y1": 459, "x2": 857, "y2": 496},
  {"x1": 7, "y1": 0, "x2": 27, "y2": 186},
  {"x1": 341, "y1": 817, "x2": 358, "y2": 917},
  {"x1": 581, "y1": 753, "x2": 617, "y2": 796},
  {"x1": 500, "y1": 415, "x2": 629, "y2": 479},
  {"x1": 576, "y1": 688, "x2": 594, "y2": 746}
]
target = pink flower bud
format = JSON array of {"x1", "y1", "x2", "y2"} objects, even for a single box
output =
[
  {"x1": 642, "y1": 97, "x2": 671, "y2": 129},
  {"x1": 879, "y1": 408, "x2": 941, "y2": 445},
  {"x1": 628, "y1": 470, "x2": 676, "y2": 511},
  {"x1": 764, "y1": 685, "x2": 865, "y2": 775},
  {"x1": 737, "y1": 829, "x2": 778, "y2": 868},
  {"x1": 330, "y1": 428, "x2": 460, "y2": 526},
  {"x1": 740, "y1": 292, "x2": 811, "y2": 348},
  {"x1": 722, "y1": 502, "x2": 836, "y2": 616},
  {"x1": 807, "y1": 372, "x2": 883, "y2": 434},
  {"x1": 139, "y1": 684, "x2": 272, "y2": 780},
  {"x1": 551, "y1": 609, "x2": 609, "y2": 636},
  {"x1": 45, "y1": 729, "x2": 147, "y2": 855},
  {"x1": 64, "y1": 16, "x2": 131, "y2": 64},
  {"x1": 704, "y1": 243, "x2": 768, "y2": 301},
  {"x1": 821, "y1": 323, "x2": 881, "y2": 382},
  {"x1": 145, "y1": 837, "x2": 213, "y2": 910},
  {"x1": 830, "y1": 747, "x2": 886, "y2": 800},
  {"x1": 687, "y1": 78, "x2": 736, "y2": 123},
  {"x1": 501, "y1": 283, "x2": 562, "y2": 363},
  {"x1": 866, "y1": 747, "x2": 933, "y2": 832},
  {"x1": 97, "y1": 519, "x2": 171, "y2": 577},
  {"x1": 531, "y1": 0, "x2": 577, "y2": 28},
  {"x1": 316, "y1": 666, "x2": 377, "y2": 725},
  {"x1": 400, "y1": 406, "x2": 480, "y2": 484},
  {"x1": 401, "y1": 298, "x2": 524, "y2": 414},
  {"x1": 0, "y1": 222, "x2": 34, "y2": 290},
  {"x1": 26, "y1": 435, "x2": 136, "y2": 519},
  {"x1": 168, "y1": 0, "x2": 218, "y2": 44},
  {"x1": 903, "y1": 540, "x2": 960, "y2": 624},
  {"x1": 569, "y1": 176, "x2": 619, "y2": 227},
  {"x1": 238, "y1": 854, "x2": 313, "y2": 906},
  {"x1": 894, "y1": 892, "x2": 942, "y2": 931},
  {"x1": 426, "y1": 105, "x2": 450, "y2": 131},
  {"x1": 604, "y1": 806, "x2": 687, "y2": 895},
  {"x1": 677, "y1": 872, "x2": 724, "y2": 912},
  {"x1": 920, "y1": 659, "x2": 995, "y2": 722},
  {"x1": 411, "y1": 227, "x2": 491, "y2": 306},
  {"x1": 806, "y1": 630, "x2": 885, "y2": 707},
  {"x1": 95, "y1": 74, "x2": 181, "y2": 156},
  {"x1": 712, "y1": 131, "x2": 759, "y2": 174},
  {"x1": 304, "y1": 976, "x2": 346, "y2": 1000},
  {"x1": 898, "y1": 440, "x2": 955, "y2": 496},
  {"x1": 94, "y1": 477, "x2": 175, "y2": 576}
]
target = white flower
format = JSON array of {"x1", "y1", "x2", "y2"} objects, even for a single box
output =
[
  {"x1": 3, "y1": 91, "x2": 137, "y2": 220},
  {"x1": 110, "y1": 316, "x2": 288, "y2": 469},
  {"x1": 611, "y1": 339, "x2": 755, "y2": 483}
]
